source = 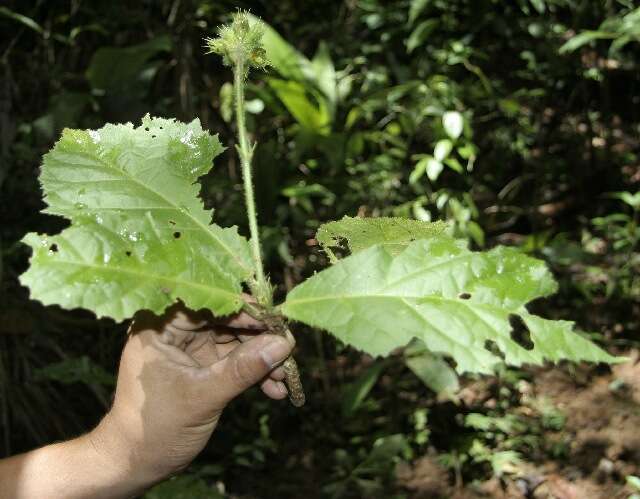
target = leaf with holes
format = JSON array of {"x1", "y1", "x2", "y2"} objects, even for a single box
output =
[
  {"x1": 20, "y1": 115, "x2": 253, "y2": 321},
  {"x1": 316, "y1": 216, "x2": 448, "y2": 263},
  {"x1": 281, "y1": 236, "x2": 622, "y2": 374}
]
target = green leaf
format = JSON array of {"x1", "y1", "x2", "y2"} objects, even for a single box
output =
[
  {"x1": 86, "y1": 36, "x2": 172, "y2": 94},
  {"x1": 316, "y1": 216, "x2": 448, "y2": 263},
  {"x1": 341, "y1": 361, "x2": 386, "y2": 417},
  {"x1": 434, "y1": 139, "x2": 453, "y2": 162},
  {"x1": 268, "y1": 79, "x2": 331, "y2": 134},
  {"x1": 406, "y1": 19, "x2": 438, "y2": 53},
  {"x1": 404, "y1": 341, "x2": 459, "y2": 396},
  {"x1": 409, "y1": 156, "x2": 429, "y2": 184},
  {"x1": 145, "y1": 475, "x2": 223, "y2": 499},
  {"x1": 311, "y1": 41, "x2": 337, "y2": 113},
  {"x1": 559, "y1": 30, "x2": 615, "y2": 54},
  {"x1": 21, "y1": 116, "x2": 253, "y2": 321},
  {"x1": 408, "y1": 0, "x2": 431, "y2": 26},
  {"x1": 627, "y1": 475, "x2": 640, "y2": 491},
  {"x1": 529, "y1": 0, "x2": 546, "y2": 14},
  {"x1": 281, "y1": 237, "x2": 621, "y2": 374},
  {"x1": 426, "y1": 157, "x2": 444, "y2": 182},
  {"x1": 443, "y1": 111, "x2": 464, "y2": 140},
  {"x1": 35, "y1": 356, "x2": 115, "y2": 386},
  {"x1": 247, "y1": 14, "x2": 311, "y2": 81},
  {"x1": 356, "y1": 434, "x2": 410, "y2": 474},
  {"x1": 0, "y1": 6, "x2": 44, "y2": 35}
]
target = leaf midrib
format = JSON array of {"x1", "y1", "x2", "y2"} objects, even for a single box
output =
[
  {"x1": 45, "y1": 258, "x2": 241, "y2": 300},
  {"x1": 63, "y1": 141, "x2": 252, "y2": 276},
  {"x1": 283, "y1": 293, "x2": 518, "y2": 313}
]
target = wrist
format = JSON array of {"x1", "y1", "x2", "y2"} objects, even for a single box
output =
[{"x1": 88, "y1": 409, "x2": 168, "y2": 490}]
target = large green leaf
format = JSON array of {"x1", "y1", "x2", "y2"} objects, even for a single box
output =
[
  {"x1": 281, "y1": 236, "x2": 620, "y2": 374},
  {"x1": 86, "y1": 36, "x2": 172, "y2": 96},
  {"x1": 268, "y1": 79, "x2": 331, "y2": 134},
  {"x1": 21, "y1": 116, "x2": 253, "y2": 321},
  {"x1": 247, "y1": 14, "x2": 311, "y2": 81},
  {"x1": 316, "y1": 216, "x2": 448, "y2": 262}
]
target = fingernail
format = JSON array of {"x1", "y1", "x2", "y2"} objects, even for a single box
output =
[
  {"x1": 261, "y1": 337, "x2": 291, "y2": 369},
  {"x1": 285, "y1": 329, "x2": 296, "y2": 346},
  {"x1": 277, "y1": 381, "x2": 288, "y2": 396}
]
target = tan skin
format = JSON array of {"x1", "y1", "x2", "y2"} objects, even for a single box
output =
[{"x1": 0, "y1": 304, "x2": 294, "y2": 499}]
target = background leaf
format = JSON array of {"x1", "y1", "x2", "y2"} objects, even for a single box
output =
[
  {"x1": 86, "y1": 36, "x2": 172, "y2": 95},
  {"x1": 341, "y1": 361, "x2": 387, "y2": 417},
  {"x1": 404, "y1": 340, "x2": 459, "y2": 396},
  {"x1": 442, "y1": 111, "x2": 464, "y2": 140}
]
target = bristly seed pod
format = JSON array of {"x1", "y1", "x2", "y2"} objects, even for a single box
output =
[{"x1": 204, "y1": 11, "x2": 269, "y2": 75}]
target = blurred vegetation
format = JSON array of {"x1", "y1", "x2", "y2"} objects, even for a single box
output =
[{"x1": 1, "y1": 0, "x2": 639, "y2": 497}]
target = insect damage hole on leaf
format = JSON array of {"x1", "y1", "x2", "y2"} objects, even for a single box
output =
[
  {"x1": 509, "y1": 313, "x2": 534, "y2": 351},
  {"x1": 484, "y1": 340, "x2": 505, "y2": 361}
]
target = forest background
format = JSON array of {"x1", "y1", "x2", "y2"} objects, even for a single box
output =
[{"x1": 1, "y1": 1, "x2": 640, "y2": 497}]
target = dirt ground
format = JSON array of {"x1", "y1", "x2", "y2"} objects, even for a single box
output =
[{"x1": 398, "y1": 350, "x2": 640, "y2": 499}]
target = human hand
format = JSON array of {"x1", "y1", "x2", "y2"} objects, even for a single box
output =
[{"x1": 89, "y1": 303, "x2": 294, "y2": 487}]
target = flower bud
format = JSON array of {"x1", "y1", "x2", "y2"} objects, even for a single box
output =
[{"x1": 205, "y1": 11, "x2": 270, "y2": 75}]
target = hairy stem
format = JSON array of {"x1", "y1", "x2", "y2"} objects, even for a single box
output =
[
  {"x1": 233, "y1": 64, "x2": 270, "y2": 304},
  {"x1": 233, "y1": 64, "x2": 305, "y2": 407},
  {"x1": 242, "y1": 303, "x2": 306, "y2": 407}
]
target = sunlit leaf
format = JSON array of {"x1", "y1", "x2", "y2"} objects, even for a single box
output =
[
  {"x1": 247, "y1": 14, "x2": 311, "y2": 81},
  {"x1": 559, "y1": 30, "x2": 614, "y2": 54},
  {"x1": 434, "y1": 139, "x2": 453, "y2": 162},
  {"x1": 426, "y1": 157, "x2": 444, "y2": 181},
  {"x1": 443, "y1": 111, "x2": 464, "y2": 140},
  {"x1": 282, "y1": 237, "x2": 621, "y2": 374},
  {"x1": 311, "y1": 41, "x2": 337, "y2": 113},
  {"x1": 316, "y1": 216, "x2": 448, "y2": 262},
  {"x1": 268, "y1": 79, "x2": 331, "y2": 134},
  {"x1": 21, "y1": 116, "x2": 253, "y2": 321}
]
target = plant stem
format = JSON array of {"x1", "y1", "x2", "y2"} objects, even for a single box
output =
[
  {"x1": 233, "y1": 63, "x2": 270, "y2": 306},
  {"x1": 233, "y1": 61, "x2": 305, "y2": 407}
]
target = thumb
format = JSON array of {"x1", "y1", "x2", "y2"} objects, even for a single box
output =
[{"x1": 209, "y1": 334, "x2": 293, "y2": 405}]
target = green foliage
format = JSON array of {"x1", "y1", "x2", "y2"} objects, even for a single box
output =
[
  {"x1": 341, "y1": 361, "x2": 387, "y2": 417},
  {"x1": 560, "y1": 6, "x2": 640, "y2": 55},
  {"x1": 144, "y1": 474, "x2": 223, "y2": 499},
  {"x1": 6, "y1": 3, "x2": 637, "y2": 493},
  {"x1": 324, "y1": 434, "x2": 410, "y2": 498},
  {"x1": 404, "y1": 340, "x2": 459, "y2": 396},
  {"x1": 0, "y1": 6, "x2": 45, "y2": 35},
  {"x1": 20, "y1": 116, "x2": 252, "y2": 320},
  {"x1": 35, "y1": 356, "x2": 115, "y2": 387},
  {"x1": 282, "y1": 236, "x2": 620, "y2": 373},
  {"x1": 86, "y1": 36, "x2": 172, "y2": 97},
  {"x1": 316, "y1": 216, "x2": 448, "y2": 262}
]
